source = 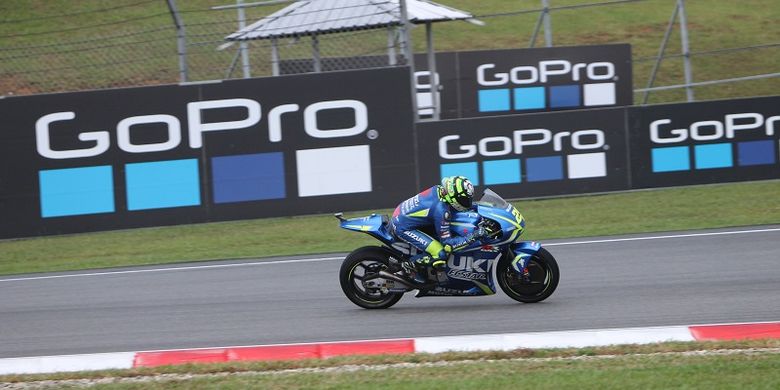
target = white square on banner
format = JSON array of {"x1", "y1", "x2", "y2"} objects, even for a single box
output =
[
  {"x1": 567, "y1": 152, "x2": 607, "y2": 179},
  {"x1": 583, "y1": 83, "x2": 616, "y2": 106},
  {"x1": 417, "y1": 92, "x2": 433, "y2": 116},
  {"x1": 296, "y1": 145, "x2": 372, "y2": 197}
]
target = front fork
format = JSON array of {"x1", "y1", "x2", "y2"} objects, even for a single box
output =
[{"x1": 510, "y1": 241, "x2": 542, "y2": 280}]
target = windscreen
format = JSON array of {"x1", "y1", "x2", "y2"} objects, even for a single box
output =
[{"x1": 477, "y1": 188, "x2": 509, "y2": 209}]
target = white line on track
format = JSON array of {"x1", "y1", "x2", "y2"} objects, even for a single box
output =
[
  {"x1": 2, "y1": 227, "x2": 778, "y2": 283},
  {"x1": 543, "y1": 227, "x2": 780, "y2": 247},
  {"x1": 0, "y1": 257, "x2": 344, "y2": 283}
]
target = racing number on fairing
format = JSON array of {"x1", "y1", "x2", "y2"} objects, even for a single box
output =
[{"x1": 511, "y1": 207, "x2": 524, "y2": 227}]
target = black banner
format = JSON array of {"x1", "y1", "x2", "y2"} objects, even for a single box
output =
[
  {"x1": 281, "y1": 44, "x2": 633, "y2": 119},
  {"x1": 0, "y1": 67, "x2": 416, "y2": 238},
  {"x1": 416, "y1": 108, "x2": 630, "y2": 199},
  {"x1": 457, "y1": 44, "x2": 633, "y2": 118},
  {"x1": 628, "y1": 95, "x2": 780, "y2": 188}
]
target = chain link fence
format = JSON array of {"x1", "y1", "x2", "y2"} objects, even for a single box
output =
[
  {"x1": 0, "y1": 0, "x2": 777, "y2": 104},
  {"x1": 0, "y1": 0, "x2": 406, "y2": 96}
]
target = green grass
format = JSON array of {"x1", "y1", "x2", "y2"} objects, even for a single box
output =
[
  {"x1": 135, "y1": 353, "x2": 780, "y2": 389},
  {"x1": 0, "y1": 0, "x2": 778, "y2": 100},
  {"x1": 3, "y1": 340, "x2": 780, "y2": 388},
  {"x1": 1, "y1": 180, "x2": 778, "y2": 276}
]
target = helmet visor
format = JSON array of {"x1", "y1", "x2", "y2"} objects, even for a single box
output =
[{"x1": 456, "y1": 195, "x2": 472, "y2": 210}]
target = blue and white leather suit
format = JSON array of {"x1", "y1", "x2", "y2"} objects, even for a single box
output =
[{"x1": 390, "y1": 186, "x2": 475, "y2": 261}]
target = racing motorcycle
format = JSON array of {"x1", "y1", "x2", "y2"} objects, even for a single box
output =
[{"x1": 335, "y1": 189, "x2": 559, "y2": 309}]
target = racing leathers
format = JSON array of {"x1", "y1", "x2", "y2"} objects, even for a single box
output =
[{"x1": 390, "y1": 185, "x2": 482, "y2": 270}]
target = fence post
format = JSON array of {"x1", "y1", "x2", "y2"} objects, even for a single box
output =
[
  {"x1": 165, "y1": 0, "x2": 188, "y2": 83},
  {"x1": 271, "y1": 38, "x2": 280, "y2": 76},
  {"x1": 399, "y1": 0, "x2": 419, "y2": 122},
  {"x1": 388, "y1": 27, "x2": 397, "y2": 66},
  {"x1": 677, "y1": 0, "x2": 694, "y2": 101},
  {"x1": 542, "y1": 0, "x2": 553, "y2": 47},
  {"x1": 312, "y1": 34, "x2": 321, "y2": 72},
  {"x1": 425, "y1": 22, "x2": 440, "y2": 120},
  {"x1": 237, "y1": 0, "x2": 251, "y2": 78},
  {"x1": 642, "y1": 2, "x2": 679, "y2": 104}
]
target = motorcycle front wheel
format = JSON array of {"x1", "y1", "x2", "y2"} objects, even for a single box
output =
[
  {"x1": 339, "y1": 246, "x2": 404, "y2": 309},
  {"x1": 497, "y1": 247, "x2": 559, "y2": 303}
]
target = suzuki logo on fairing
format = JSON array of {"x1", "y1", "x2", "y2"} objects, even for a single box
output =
[
  {"x1": 447, "y1": 255, "x2": 492, "y2": 281},
  {"x1": 477, "y1": 60, "x2": 615, "y2": 86},
  {"x1": 35, "y1": 99, "x2": 369, "y2": 159},
  {"x1": 650, "y1": 113, "x2": 779, "y2": 144},
  {"x1": 448, "y1": 256, "x2": 487, "y2": 273},
  {"x1": 439, "y1": 129, "x2": 605, "y2": 160}
]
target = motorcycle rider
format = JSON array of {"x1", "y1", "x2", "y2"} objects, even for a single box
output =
[{"x1": 390, "y1": 175, "x2": 487, "y2": 282}]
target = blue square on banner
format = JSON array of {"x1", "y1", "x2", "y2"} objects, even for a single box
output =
[
  {"x1": 39, "y1": 166, "x2": 114, "y2": 218},
  {"x1": 526, "y1": 156, "x2": 563, "y2": 182},
  {"x1": 695, "y1": 143, "x2": 733, "y2": 169},
  {"x1": 652, "y1": 146, "x2": 690, "y2": 172},
  {"x1": 212, "y1": 152, "x2": 285, "y2": 203},
  {"x1": 737, "y1": 140, "x2": 775, "y2": 166},
  {"x1": 440, "y1": 162, "x2": 480, "y2": 185},
  {"x1": 126, "y1": 159, "x2": 200, "y2": 211},
  {"x1": 478, "y1": 89, "x2": 510, "y2": 112},
  {"x1": 514, "y1": 87, "x2": 545, "y2": 110},
  {"x1": 549, "y1": 85, "x2": 581, "y2": 108},
  {"x1": 484, "y1": 159, "x2": 521, "y2": 185}
]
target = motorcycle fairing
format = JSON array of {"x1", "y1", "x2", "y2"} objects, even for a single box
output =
[
  {"x1": 338, "y1": 214, "x2": 394, "y2": 244},
  {"x1": 509, "y1": 241, "x2": 542, "y2": 273},
  {"x1": 478, "y1": 204, "x2": 526, "y2": 247},
  {"x1": 416, "y1": 249, "x2": 502, "y2": 297}
]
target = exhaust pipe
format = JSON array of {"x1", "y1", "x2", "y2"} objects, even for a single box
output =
[
  {"x1": 378, "y1": 270, "x2": 415, "y2": 288},
  {"x1": 378, "y1": 270, "x2": 432, "y2": 289}
]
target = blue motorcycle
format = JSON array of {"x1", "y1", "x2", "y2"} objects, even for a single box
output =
[{"x1": 335, "y1": 189, "x2": 560, "y2": 309}]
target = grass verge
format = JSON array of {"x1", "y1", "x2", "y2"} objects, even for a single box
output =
[
  {"x1": 2, "y1": 340, "x2": 780, "y2": 388},
  {"x1": 0, "y1": 180, "x2": 779, "y2": 276}
]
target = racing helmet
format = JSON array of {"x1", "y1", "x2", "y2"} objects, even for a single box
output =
[{"x1": 439, "y1": 176, "x2": 475, "y2": 211}]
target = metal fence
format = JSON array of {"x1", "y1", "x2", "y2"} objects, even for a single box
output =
[{"x1": 0, "y1": 0, "x2": 777, "y2": 104}]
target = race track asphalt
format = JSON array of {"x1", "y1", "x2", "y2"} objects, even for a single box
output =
[{"x1": 1, "y1": 225, "x2": 779, "y2": 359}]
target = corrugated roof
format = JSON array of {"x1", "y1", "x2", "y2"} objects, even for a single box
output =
[{"x1": 226, "y1": 0, "x2": 474, "y2": 41}]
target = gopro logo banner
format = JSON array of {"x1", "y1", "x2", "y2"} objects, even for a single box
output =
[
  {"x1": 278, "y1": 46, "x2": 630, "y2": 119},
  {"x1": 628, "y1": 95, "x2": 780, "y2": 189},
  {"x1": 417, "y1": 108, "x2": 630, "y2": 199},
  {"x1": 459, "y1": 44, "x2": 632, "y2": 117},
  {"x1": 0, "y1": 67, "x2": 416, "y2": 239},
  {"x1": 477, "y1": 61, "x2": 615, "y2": 86}
]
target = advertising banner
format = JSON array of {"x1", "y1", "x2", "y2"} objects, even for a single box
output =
[
  {"x1": 416, "y1": 108, "x2": 630, "y2": 199},
  {"x1": 0, "y1": 67, "x2": 416, "y2": 238},
  {"x1": 627, "y1": 95, "x2": 780, "y2": 188},
  {"x1": 281, "y1": 44, "x2": 633, "y2": 120},
  {"x1": 458, "y1": 44, "x2": 633, "y2": 118}
]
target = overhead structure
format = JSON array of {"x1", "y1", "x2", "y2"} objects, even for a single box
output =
[{"x1": 224, "y1": 0, "x2": 479, "y2": 120}]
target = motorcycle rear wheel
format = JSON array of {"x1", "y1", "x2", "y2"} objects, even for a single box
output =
[
  {"x1": 339, "y1": 246, "x2": 404, "y2": 309},
  {"x1": 497, "y1": 247, "x2": 559, "y2": 303}
]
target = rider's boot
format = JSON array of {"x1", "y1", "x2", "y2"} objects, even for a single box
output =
[
  {"x1": 407, "y1": 252, "x2": 447, "y2": 284},
  {"x1": 406, "y1": 253, "x2": 432, "y2": 284}
]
